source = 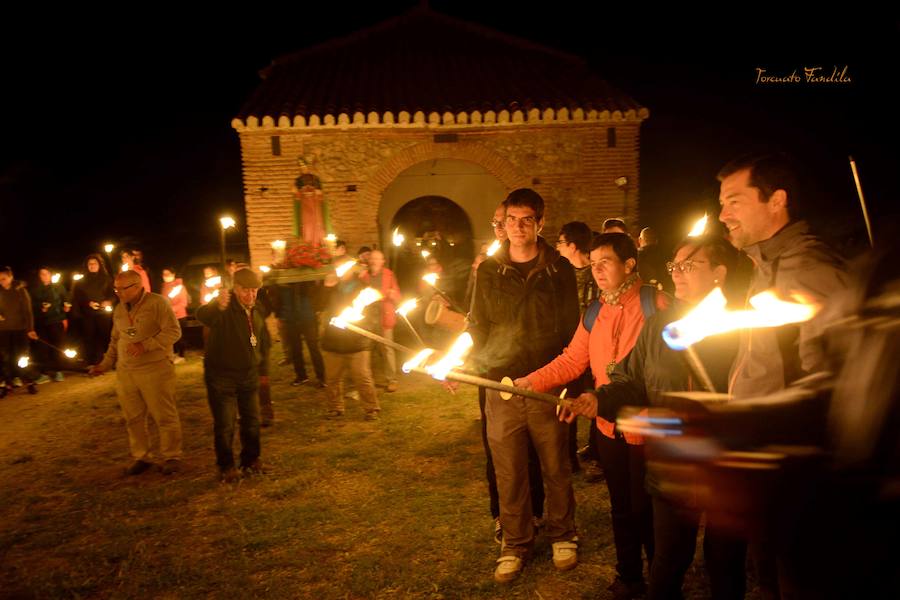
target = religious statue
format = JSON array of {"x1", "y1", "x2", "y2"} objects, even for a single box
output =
[{"x1": 292, "y1": 157, "x2": 331, "y2": 245}]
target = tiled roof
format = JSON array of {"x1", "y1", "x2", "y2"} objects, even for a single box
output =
[{"x1": 235, "y1": 7, "x2": 647, "y2": 128}]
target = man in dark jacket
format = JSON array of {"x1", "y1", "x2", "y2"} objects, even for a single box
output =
[
  {"x1": 196, "y1": 268, "x2": 270, "y2": 482},
  {"x1": 467, "y1": 188, "x2": 580, "y2": 582},
  {"x1": 31, "y1": 267, "x2": 71, "y2": 382},
  {"x1": 0, "y1": 267, "x2": 38, "y2": 394}
]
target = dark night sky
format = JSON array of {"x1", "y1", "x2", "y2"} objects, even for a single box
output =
[{"x1": 1, "y1": 5, "x2": 896, "y2": 282}]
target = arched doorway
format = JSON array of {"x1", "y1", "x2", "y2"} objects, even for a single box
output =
[{"x1": 390, "y1": 196, "x2": 473, "y2": 303}]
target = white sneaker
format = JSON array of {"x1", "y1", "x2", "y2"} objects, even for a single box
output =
[
  {"x1": 494, "y1": 555, "x2": 523, "y2": 583},
  {"x1": 173, "y1": 356, "x2": 186, "y2": 364},
  {"x1": 551, "y1": 541, "x2": 578, "y2": 571},
  {"x1": 12, "y1": 377, "x2": 23, "y2": 387}
]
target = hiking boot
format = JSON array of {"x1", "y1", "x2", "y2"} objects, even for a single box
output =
[
  {"x1": 53, "y1": 371, "x2": 64, "y2": 382},
  {"x1": 493, "y1": 517, "x2": 503, "y2": 545},
  {"x1": 125, "y1": 460, "x2": 153, "y2": 476},
  {"x1": 607, "y1": 577, "x2": 647, "y2": 600},
  {"x1": 385, "y1": 381, "x2": 398, "y2": 393},
  {"x1": 219, "y1": 467, "x2": 241, "y2": 483},
  {"x1": 583, "y1": 461, "x2": 605, "y2": 483},
  {"x1": 325, "y1": 410, "x2": 344, "y2": 419},
  {"x1": 160, "y1": 459, "x2": 182, "y2": 475},
  {"x1": 494, "y1": 555, "x2": 524, "y2": 583},
  {"x1": 551, "y1": 541, "x2": 578, "y2": 571}
]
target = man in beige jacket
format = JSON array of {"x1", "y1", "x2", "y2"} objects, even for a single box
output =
[{"x1": 89, "y1": 270, "x2": 183, "y2": 476}]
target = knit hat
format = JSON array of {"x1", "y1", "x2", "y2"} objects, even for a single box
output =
[{"x1": 233, "y1": 268, "x2": 262, "y2": 289}]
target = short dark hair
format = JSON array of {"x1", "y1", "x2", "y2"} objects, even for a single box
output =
[
  {"x1": 503, "y1": 188, "x2": 544, "y2": 222},
  {"x1": 559, "y1": 221, "x2": 593, "y2": 254},
  {"x1": 335, "y1": 240, "x2": 347, "y2": 249},
  {"x1": 673, "y1": 234, "x2": 752, "y2": 307},
  {"x1": 602, "y1": 218, "x2": 627, "y2": 233},
  {"x1": 717, "y1": 152, "x2": 801, "y2": 219},
  {"x1": 0, "y1": 266, "x2": 12, "y2": 277},
  {"x1": 357, "y1": 246, "x2": 372, "y2": 256},
  {"x1": 591, "y1": 232, "x2": 638, "y2": 263}
]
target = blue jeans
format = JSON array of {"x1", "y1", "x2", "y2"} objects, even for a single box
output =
[{"x1": 205, "y1": 370, "x2": 260, "y2": 470}]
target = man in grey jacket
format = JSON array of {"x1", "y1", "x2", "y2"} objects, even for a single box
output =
[{"x1": 718, "y1": 152, "x2": 846, "y2": 398}]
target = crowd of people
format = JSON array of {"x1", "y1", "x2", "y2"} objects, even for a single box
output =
[{"x1": 3, "y1": 150, "x2": 883, "y2": 597}]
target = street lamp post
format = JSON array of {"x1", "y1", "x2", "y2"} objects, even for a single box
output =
[
  {"x1": 219, "y1": 216, "x2": 236, "y2": 277},
  {"x1": 614, "y1": 176, "x2": 629, "y2": 223}
]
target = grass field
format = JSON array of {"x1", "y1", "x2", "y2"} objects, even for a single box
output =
[{"x1": 0, "y1": 339, "x2": 729, "y2": 599}]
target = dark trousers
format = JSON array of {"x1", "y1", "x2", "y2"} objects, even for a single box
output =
[
  {"x1": 597, "y1": 433, "x2": 654, "y2": 583},
  {"x1": 286, "y1": 319, "x2": 325, "y2": 381},
  {"x1": 0, "y1": 330, "x2": 35, "y2": 383},
  {"x1": 174, "y1": 317, "x2": 188, "y2": 357},
  {"x1": 479, "y1": 386, "x2": 544, "y2": 519},
  {"x1": 648, "y1": 495, "x2": 747, "y2": 600},
  {"x1": 35, "y1": 321, "x2": 66, "y2": 372},
  {"x1": 205, "y1": 370, "x2": 260, "y2": 470},
  {"x1": 82, "y1": 312, "x2": 112, "y2": 365}
]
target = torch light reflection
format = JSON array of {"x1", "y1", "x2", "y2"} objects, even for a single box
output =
[
  {"x1": 425, "y1": 332, "x2": 474, "y2": 381},
  {"x1": 688, "y1": 214, "x2": 708, "y2": 237}
]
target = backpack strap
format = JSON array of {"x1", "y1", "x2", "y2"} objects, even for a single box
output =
[
  {"x1": 639, "y1": 284, "x2": 657, "y2": 319},
  {"x1": 582, "y1": 299, "x2": 602, "y2": 332}
]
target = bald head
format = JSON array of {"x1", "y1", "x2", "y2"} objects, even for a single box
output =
[
  {"x1": 114, "y1": 270, "x2": 143, "y2": 303},
  {"x1": 115, "y1": 270, "x2": 141, "y2": 286}
]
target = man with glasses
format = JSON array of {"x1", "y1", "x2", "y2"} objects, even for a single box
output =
[
  {"x1": 466, "y1": 188, "x2": 580, "y2": 582},
  {"x1": 89, "y1": 270, "x2": 184, "y2": 476}
]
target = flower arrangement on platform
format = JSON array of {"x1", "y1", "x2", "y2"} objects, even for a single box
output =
[{"x1": 277, "y1": 239, "x2": 332, "y2": 269}]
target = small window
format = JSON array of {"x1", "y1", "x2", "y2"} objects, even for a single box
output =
[
  {"x1": 346, "y1": 185, "x2": 357, "y2": 192},
  {"x1": 271, "y1": 136, "x2": 281, "y2": 156},
  {"x1": 607, "y1": 127, "x2": 616, "y2": 148}
]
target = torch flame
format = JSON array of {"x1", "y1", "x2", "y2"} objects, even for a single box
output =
[
  {"x1": 425, "y1": 332, "x2": 474, "y2": 381},
  {"x1": 396, "y1": 298, "x2": 418, "y2": 317},
  {"x1": 203, "y1": 289, "x2": 220, "y2": 304},
  {"x1": 220, "y1": 216, "x2": 236, "y2": 230},
  {"x1": 271, "y1": 240, "x2": 286, "y2": 251},
  {"x1": 688, "y1": 214, "x2": 708, "y2": 237},
  {"x1": 104, "y1": 243, "x2": 114, "y2": 254},
  {"x1": 205, "y1": 276, "x2": 222, "y2": 288},
  {"x1": 402, "y1": 348, "x2": 435, "y2": 373},
  {"x1": 73, "y1": 273, "x2": 84, "y2": 281},
  {"x1": 486, "y1": 239, "x2": 502, "y2": 257},
  {"x1": 51, "y1": 273, "x2": 61, "y2": 284},
  {"x1": 17, "y1": 356, "x2": 29, "y2": 369},
  {"x1": 325, "y1": 233, "x2": 337, "y2": 243},
  {"x1": 259, "y1": 265, "x2": 271, "y2": 273},
  {"x1": 421, "y1": 250, "x2": 431, "y2": 259},
  {"x1": 422, "y1": 273, "x2": 439, "y2": 286},
  {"x1": 167, "y1": 285, "x2": 183, "y2": 299},
  {"x1": 392, "y1": 228, "x2": 405, "y2": 247},
  {"x1": 104, "y1": 305, "x2": 113, "y2": 313},
  {"x1": 121, "y1": 264, "x2": 129, "y2": 272},
  {"x1": 662, "y1": 287, "x2": 820, "y2": 350},
  {"x1": 335, "y1": 260, "x2": 357, "y2": 278},
  {"x1": 331, "y1": 287, "x2": 383, "y2": 328},
  {"x1": 63, "y1": 349, "x2": 78, "y2": 359}
]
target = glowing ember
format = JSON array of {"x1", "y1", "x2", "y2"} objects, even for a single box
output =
[
  {"x1": 17, "y1": 356, "x2": 29, "y2": 369},
  {"x1": 220, "y1": 216, "x2": 236, "y2": 229},
  {"x1": 688, "y1": 214, "x2": 708, "y2": 237},
  {"x1": 402, "y1": 349, "x2": 435, "y2": 373},
  {"x1": 259, "y1": 265, "x2": 271, "y2": 273},
  {"x1": 426, "y1": 332, "x2": 474, "y2": 381},
  {"x1": 332, "y1": 287, "x2": 383, "y2": 328},
  {"x1": 203, "y1": 290, "x2": 220, "y2": 304},
  {"x1": 486, "y1": 239, "x2": 502, "y2": 257},
  {"x1": 392, "y1": 228, "x2": 405, "y2": 247},
  {"x1": 395, "y1": 299, "x2": 417, "y2": 317},
  {"x1": 72, "y1": 273, "x2": 84, "y2": 281},
  {"x1": 167, "y1": 285, "x2": 183, "y2": 299},
  {"x1": 104, "y1": 305, "x2": 113, "y2": 313},
  {"x1": 422, "y1": 273, "x2": 438, "y2": 286},
  {"x1": 335, "y1": 260, "x2": 357, "y2": 278},
  {"x1": 51, "y1": 273, "x2": 61, "y2": 284},
  {"x1": 63, "y1": 349, "x2": 78, "y2": 359},
  {"x1": 421, "y1": 250, "x2": 430, "y2": 259},
  {"x1": 104, "y1": 243, "x2": 114, "y2": 254},
  {"x1": 271, "y1": 240, "x2": 286, "y2": 251},
  {"x1": 662, "y1": 287, "x2": 820, "y2": 350},
  {"x1": 205, "y1": 276, "x2": 222, "y2": 288}
]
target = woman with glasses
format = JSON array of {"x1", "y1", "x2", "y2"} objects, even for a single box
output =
[{"x1": 562, "y1": 234, "x2": 752, "y2": 600}]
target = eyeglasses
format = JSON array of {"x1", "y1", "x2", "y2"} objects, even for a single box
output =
[
  {"x1": 556, "y1": 238, "x2": 569, "y2": 246},
  {"x1": 666, "y1": 259, "x2": 708, "y2": 274},
  {"x1": 504, "y1": 215, "x2": 537, "y2": 228},
  {"x1": 590, "y1": 258, "x2": 616, "y2": 269},
  {"x1": 114, "y1": 283, "x2": 138, "y2": 293},
  {"x1": 491, "y1": 219, "x2": 504, "y2": 229}
]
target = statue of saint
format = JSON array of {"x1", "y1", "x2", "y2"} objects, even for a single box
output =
[{"x1": 292, "y1": 158, "x2": 330, "y2": 245}]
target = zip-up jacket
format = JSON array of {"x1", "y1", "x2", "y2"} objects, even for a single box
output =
[{"x1": 196, "y1": 294, "x2": 270, "y2": 376}]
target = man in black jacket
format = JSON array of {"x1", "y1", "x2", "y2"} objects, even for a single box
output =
[
  {"x1": 196, "y1": 268, "x2": 270, "y2": 482},
  {"x1": 467, "y1": 189, "x2": 580, "y2": 582}
]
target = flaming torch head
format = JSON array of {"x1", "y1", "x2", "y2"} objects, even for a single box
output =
[
  {"x1": 64, "y1": 349, "x2": 78, "y2": 359},
  {"x1": 104, "y1": 243, "x2": 114, "y2": 254},
  {"x1": 688, "y1": 214, "x2": 709, "y2": 237},
  {"x1": 51, "y1": 273, "x2": 61, "y2": 284},
  {"x1": 486, "y1": 239, "x2": 502, "y2": 257},
  {"x1": 396, "y1": 298, "x2": 417, "y2": 317},
  {"x1": 271, "y1": 240, "x2": 286, "y2": 251},
  {"x1": 104, "y1": 305, "x2": 113, "y2": 313},
  {"x1": 203, "y1": 289, "x2": 220, "y2": 304},
  {"x1": 259, "y1": 265, "x2": 271, "y2": 273},
  {"x1": 17, "y1": 356, "x2": 29, "y2": 369},
  {"x1": 331, "y1": 287, "x2": 383, "y2": 328},
  {"x1": 73, "y1": 273, "x2": 84, "y2": 281},
  {"x1": 335, "y1": 260, "x2": 357, "y2": 278},
  {"x1": 421, "y1": 250, "x2": 430, "y2": 259},
  {"x1": 425, "y1": 332, "x2": 474, "y2": 381},
  {"x1": 168, "y1": 285, "x2": 183, "y2": 299},
  {"x1": 402, "y1": 348, "x2": 435, "y2": 373},
  {"x1": 220, "y1": 216, "x2": 236, "y2": 230},
  {"x1": 205, "y1": 276, "x2": 222, "y2": 288},
  {"x1": 422, "y1": 273, "x2": 439, "y2": 287},
  {"x1": 392, "y1": 228, "x2": 405, "y2": 247},
  {"x1": 325, "y1": 233, "x2": 337, "y2": 243}
]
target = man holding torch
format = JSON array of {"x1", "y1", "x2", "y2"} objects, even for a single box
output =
[
  {"x1": 359, "y1": 249, "x2": 402, "y2": 393},
  {"x1": 465, "y1": 188, "x2": 580, "y2": 582}
]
